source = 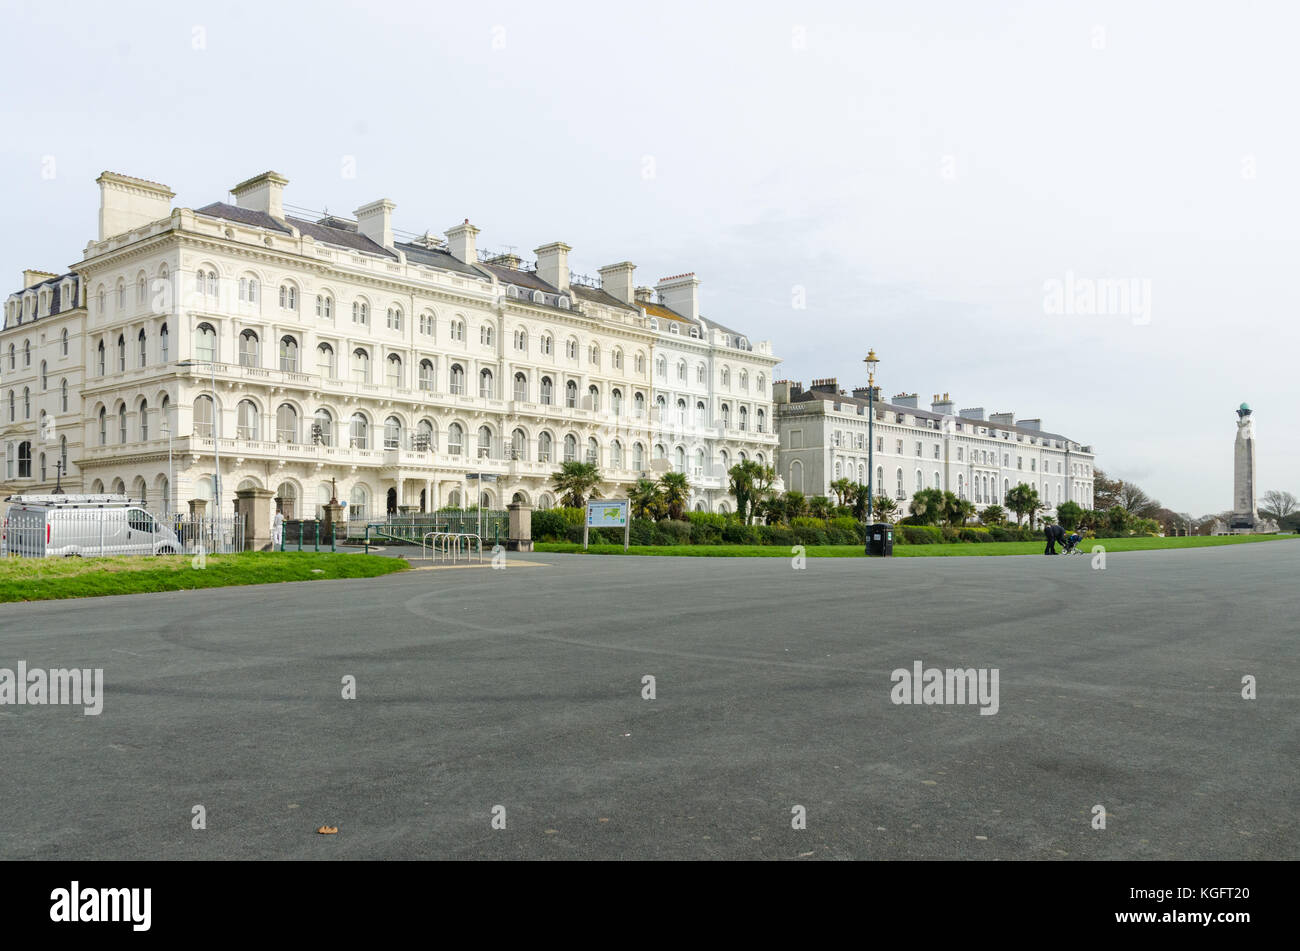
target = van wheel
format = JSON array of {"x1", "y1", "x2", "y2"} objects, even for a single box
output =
[{"x1": 157, "y1": 546, "x2": 178, "y2": 555}]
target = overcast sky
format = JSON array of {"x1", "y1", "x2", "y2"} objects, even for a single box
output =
[{"x1": 2, "y1": 0, "x2": 1295, "y2": 514}]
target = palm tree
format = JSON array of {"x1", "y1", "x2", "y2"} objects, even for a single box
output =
[
  {"x1": 808, "y1": 495, "x2": 832, "y2": 519},
  {"x1": 781, "y1": 490, "x2": 807, "y2": 523},
  {"x1": 829, "y1": 477, "x2": 855, "y2": 508},
  {"x1": 659, "y1": 471, "x2": 690, "y2": 520},
  {"x1": 628, "y1": 478, "x2": 663, "y2": 520},
  {"x1": 1004, "y1": 483, "x2": 1039, "y2": 527},
  {"x1": 551, "y1": 461, "x2": 601, "y2": 508},
  {"x1": 871, "y1": 494, "x2": 897, "y2": 521}
]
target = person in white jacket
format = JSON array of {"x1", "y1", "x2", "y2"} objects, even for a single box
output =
[{"x1": 271, "y1": 509, "x2": 285, "y2": 549}]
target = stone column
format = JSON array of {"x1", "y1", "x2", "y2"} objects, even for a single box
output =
[
  {"x1": 236, "y1": 486, "x2": 276, "y2": 551},
  {"x1": 188, "y1": 499, "x2": 208, "y2": 518},
  {"x1": 507, "y1": 502, "x2": 533, "y2": 552},
  {"x1": 322, "y1": 500, "x2": 345, "y2": 544}
]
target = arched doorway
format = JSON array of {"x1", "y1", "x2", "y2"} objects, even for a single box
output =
[
  {"x1": 419, "y1": 488, "x2": 427, "y2": 513},
  {"x1": 386, "y1": 487, "x2": 397, "y2": 515}
]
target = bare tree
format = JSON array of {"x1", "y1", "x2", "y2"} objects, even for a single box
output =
[{"x1": 1260, "y1": 490, "x2": 1297, "y2": 521}]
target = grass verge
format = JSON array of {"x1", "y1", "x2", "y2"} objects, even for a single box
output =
[
  {"x1": 535, "y1": 534, "x2": 1299, "y2": 558},
  {"x1": 0, "y1": 551, "x2": 408, "y2": 603}
]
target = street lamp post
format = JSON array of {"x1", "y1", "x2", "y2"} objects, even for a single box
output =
[{"x1": 864, "y1": 349, "x2": 879, "y2": 521}]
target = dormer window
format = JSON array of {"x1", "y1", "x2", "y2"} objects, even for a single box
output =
[
  {"x1": 689, "y1": 327, "x2": 699, "y2": 338},
  {"x1": 669, "y1": 323, "x2": 679, "y2": 334},
  {"x1": 506, "y1": 285, "x2": 520, "y2": 298},
  {"x1": 557, "y1": 295, "x2": 570, "y2": 309},
  {"x1": 532, "y1": 290, "x2": 545, "y2": 304}
]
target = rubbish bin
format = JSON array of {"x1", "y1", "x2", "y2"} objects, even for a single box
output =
[{"x1": 866, "y1": 522, "x2": 894, "y2": 557}]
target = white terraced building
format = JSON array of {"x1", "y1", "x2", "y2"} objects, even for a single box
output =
[
  {"x1": 774, "y1": 379, "x2": 1095, "y2": 517},
  {"x1": 1, "y1": 169, "x2": 780, "y2": 522}
]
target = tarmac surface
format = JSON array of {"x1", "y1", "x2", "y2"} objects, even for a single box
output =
[{"x1": 1, "y1": 541, "x2": 1296, "y2": 860}]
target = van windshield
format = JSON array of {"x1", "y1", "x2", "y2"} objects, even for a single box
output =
[{"x1": 127, "y1": 509, "x2": 156, "y2": 533}]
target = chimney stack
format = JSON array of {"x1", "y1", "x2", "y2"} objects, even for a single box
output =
[
  {"x1": 655, "y1": 272, "x2": 700, "y2": 320},
  {"x1": 231, "y1": 170, "x2": 288, "y2": 219},
  {"x1": 989, "y1": 412, "x2": 1015, "y2": 426},
  {"x1": 598, "y1": 261, "x2": 636, "y2": 304},
  {"x1": 634, "y1": 286, "x2": 655, "y2": 304},
  {"x1": 355, "y1": 199, "x2": 396, "y2": 249},
  {"x1": 960, "y1": 407, "x2": 986, "y2": 420},
  {"x1": 892, "y1": 393, "x2": 918, "y2": 408},
  {"x1": 446, "y1": 219, "x2": 479, "y2": 264},
  {"x1": 535, "y1": 242, "x2": 571, "y2": 291},
  {"x1": 932, "y1": 393, "x2": 955, "y2": 415},
  {"x1": 1016, "y1": 418, "x2": 1041, "y2": 431},
  {"x1": 96, "y1": 171, "x2": 175, "y2": 241}
]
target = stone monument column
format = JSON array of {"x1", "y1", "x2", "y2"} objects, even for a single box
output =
[
  {"x1": 1231, "y1": 403, "x2": 1257, "y2": 532},
  {"x1": 236, "y1": 487, "x2": 276, "y2": 551}
]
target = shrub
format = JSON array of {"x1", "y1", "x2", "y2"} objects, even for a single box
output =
[
  {"x1": 722, "y1": 523, "x2": 761, "y2": 544},
  {"x1": 829, "y1": 516, "x2": 859, "y2": 536},
  {"x1": 686, "y1": 511, "x2": 727, "y2": 530},
  {"x1": 659, "y1": 519, "x2": 693, "y2": 543},
  {"x1": 532, "y1": 509, "x2": 573, "y2": 542},
  {"x1": 690, "y1": 520, "x2": 723, "y2": 545},
  {"x1": 959, "y1": 528, "x2": 991, "y2": 543},
  {"x1": 793, "y1": 524, "x2": 828, "y2": 546},
  {"x1": 941, "y1": 525, "x2": 959, "y2": 542},
  {"x1": 629, "y1": 518, "x2": 655, "y2": 546},
  {"x1": 901, "y1": 525, "x2": 943, "y2": 544},
  {"x1": 760, "y1": 525, "x2": 795, "y2": 547}
]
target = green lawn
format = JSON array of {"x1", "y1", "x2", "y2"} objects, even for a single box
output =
[
  {"x1": 535, "y1": 534, "x2": 1299, "y2": 558},
  {"x1": 0, "y1": 551, "x2": 408, "y2": 603}
]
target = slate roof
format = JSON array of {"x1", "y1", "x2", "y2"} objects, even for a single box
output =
[
  {"x1": 570, "y1": 283, "x2": 637, "y2": 311},
  {"x1": 394, "y1": 241, "x2": 484, "y2": 278},
  {"x1": 194, "y1": 202, "x2": 292, "y2": 234}
]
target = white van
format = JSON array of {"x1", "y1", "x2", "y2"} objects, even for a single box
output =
[{"x1": 1, "y1": 494, "x2": 182, "y2": 558}]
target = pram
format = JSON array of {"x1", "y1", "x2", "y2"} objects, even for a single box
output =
[{"x1": 1061, "y1": 531, "x2": 1085, "y2": 554}]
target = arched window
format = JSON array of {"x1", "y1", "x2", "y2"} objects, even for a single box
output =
[
  {"x1": 566, "y1": 338, "x2": 578, "y2": 360},
  {"x1": 634, "y1": 392, "x2": 645, "y2": 417},
  {"x1": 139, "y1": 399, "x2": 149, "y2": 441},
  {"x1": 279, "y1": 284, "x2": 297, "y2": 310},
  {"x1": 279, "y1": 336, "x2": 299, "y2": 371},
  {"x1": 677, "y1": 399, "x2": 687, "y2": 425},
  {"x1": 95, "y1": 340, "x2": 104, "y2": 375},
  {"x1": 538, "y1": 431, "x2": 553, "y2": 463},
  {"x1": 513, "y1": 372, "x2": 527, "y2": 402},
  {"x1": 612, "y1": 349, "x2": 623, "y2": 369},
  {"x1": 477, "y1": 425, "x2": 494, "y2": 458},
  {"x1": 276, "y1": 404, "x2": 298, "y2": 443},
  {"x1": 540, "y1": 334, "x2": 553, "y2": 355},
  {"x1": 384, "y1": 416, "x2": 402, "y2": 450},
  {"x1": 757, "y1": 373, "x2": 765, "y2": 392},
  {"x1": 479, "y1": 368, "x2": 494, "y2": 399},
  {"x1": 739, "y1": 370, "x2": 748, "y2": 391},
  {"x1": 721, "y1": 404, "x2": 731, "y2": 429},
  {"x1": 60, "y1": 379, "x2": 68, "y2": 413},
  {"x1": 61, "y1": 329, "x2": 69, "y2": 356},
  {"x1": 563, "y1": 434, "x2": 577, "y2": 462},
  {"x1": 694, "y1": 448, "x2": 705, "y2": 473},
  {"x1": 313, "y1": 408, "x2": 333, "y2": 446},
  {"x1": 739, "y1": 406, "x2": 748, "y2": 431},
  {"x1": 137, "y1": 329, "x2": 147, "y2": 367},
  {"x1": 349, "y1": 413, "x2": 369, "y2": 449},
  {"x1": 419, "y1": 312, "x2": 434, "y2": 336},
  {"x1": 117, "y1": 402, "x2": 127, "y2": 443},
  {"x1": 387, "y1": 306, "x2": 402, "y2": 330},
  {"x1": 611, "y1": 389, "x2": 623, "y2": 415},
  {"x1": 160, "y1": 323, "x2": 169, "y2": 362},
  {"x1": 588, "y1": 385, "x2": 600, "y2": 412},
  {"x1": 416, "y1": 419, "x2": 435, "y2": 452},
  {"x1": 633, "y1": 442, "x2": 644, "y2": 470},
  {"x1": 449, "y1": 364, "x2": 465, "y2": 395},
  {"x1": 352, "y1": 300, "x2": 369, "y2": 325},
  {"x1": 611, "y1": 440, "x2": 624, "y2": 468},
  {"x1": 419, "y1": 360, "x2": 435, "y2": 391},
  {"x1": 934, "y1": 472, "x2": 941, "y2": 490},
  {"x1": 195, "y1": 396, "x2": 216, "y2": 440},
  {"x1": 590, "y1": 344, "x2": 601, "y2": 366},
  {"x1": 540, "y1": 376, "x2": 553, "y2": 405},
  {"x1": 916, "y1": 471, "x2": 924, "y2": 491},
  {"x1": 480, "y1": 324, "x2": 494, "y2": 346},
  {"x1": 635, "y1": 352, "x2": 645, "y2": 373},
  {"x1": 317, "y1": 343, "x2": 335, "y2": 378},
  {"x1": 450, "y1": 319, "x2": 465, "y2": 341},
  {"x1": 239, "y1": 330, "x2": 259, "y2": 367},
  {"x1": 721, "y1": 367, "x2": 730, "y2": 388},
  {"x1": 447, "y1": 423, "x2": 464, "y2": 456},
  {"x1": 98, "y1": 406, "x2": 107, "y2": 444},
  {"x1": 315, "y1": 294, "x2": 333, "y2": 319},
  {"x1": 387, "y1": 354, "x2": 402, "y2": 388},
  {"x1": 676, "y1": 360, "x2": 686, "y2": 381},
  {"x1": 565, "y1": 380, "x2": 577, "y2": 408},
  {"x1": 60, "y1": 435, "x2": 67, "y2": 473},
  {"x1": 790, "y1": 460, "x2": 804, "y2": 494},
  {"x1": 674, "y1": 446, "x2": 686, "y2": 472},
  {"x1": 757, "y1": 408, "x2": 766, "y2": 433},
  {"x1": 237, "y1": 399, "x2": 259, "y2": 439},
  {"x1": 117, "y1": 334, "x2": 126, "y2": 371},
  {"x1": 586, "y1": 437, "x2": 600, "y2": 466},
  {"x1": 17, "y1": 441, "x2": 32, "y2": 478},
  {"x1": 349, "y1": 483, "x2": 369, "y2": 520},
  {"x1": 351, "y1": 348, "x2": 369, "y2": 383},
  {"x1": 656, "y1": 356, "x2": 667, "y2": 377},
  {"x1": 510, "y1": 428, "x2": 526, "y2": 459},
  {"x1": 195, "y1": 323, "x2": 216, "y2": 362}
]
